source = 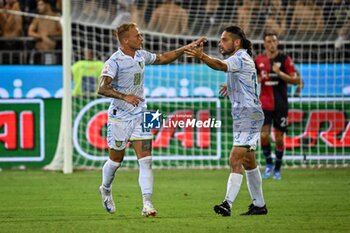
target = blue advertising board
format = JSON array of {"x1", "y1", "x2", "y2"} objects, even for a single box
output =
[
  {"x1": 297, "y1": 64, "x2": 350, "y2": 97},
  {"x1": 0, "y1": 66, "x2": 62, "y2": 98},
  {"x1": 0, "y1": 64, "x2": 349, "y2": 98}
]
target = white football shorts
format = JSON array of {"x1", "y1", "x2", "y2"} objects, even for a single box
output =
[
  {"x1": 107, "y1": 115, "x2": 152, "y2": 151},
  {"x1": 233, "y1": 118, "x2": 264, "y2": 151}
]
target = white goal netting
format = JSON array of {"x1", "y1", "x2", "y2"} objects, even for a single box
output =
[{"x1": 47, "y1": 0, "x2": 350, "y2": 170}]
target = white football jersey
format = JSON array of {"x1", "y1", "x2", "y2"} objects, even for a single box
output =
[
  {"x1": 224, "y1": 49, "x2": 264, "y2": 121},
  {"x1": 101, "y1": 49, "x2": 157, "y2": 120}
]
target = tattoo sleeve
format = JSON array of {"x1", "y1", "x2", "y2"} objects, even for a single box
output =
[
  {"x1": 98, "y1": 76, "x2": 126, "y2": 100},
  {"x1": 154, "y1": 47, "x2": 185, "y2": 65}
]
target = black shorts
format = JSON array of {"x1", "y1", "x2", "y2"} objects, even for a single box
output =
[{"x1": 263, "y1": 109, "x2": 288, "y2": 132}]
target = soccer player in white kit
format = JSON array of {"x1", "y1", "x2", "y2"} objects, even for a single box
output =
[
  {"x1": 97, "y1": 23, "x2": 205, "y2": 217},
  {"x1": 185, "y1": 26, "x2": 268, "y2": 216}
]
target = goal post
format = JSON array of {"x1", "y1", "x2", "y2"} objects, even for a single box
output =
[
  {"x1": 62, "y1": 0, "x2": 73, "y2": 174},
  {"x1": 42, "y1": 0, "x2": 73, "y2": 173}
]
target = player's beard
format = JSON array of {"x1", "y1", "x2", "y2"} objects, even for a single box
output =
[{"x1": 220, "y1": 46, "x2": 236, "y2": 57}]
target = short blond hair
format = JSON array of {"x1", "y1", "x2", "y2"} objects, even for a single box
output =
[{"x1": 114, "y1": 23, "x2": 137, "y2": 42}]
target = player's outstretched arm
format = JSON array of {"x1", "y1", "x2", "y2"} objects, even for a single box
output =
[
  {"x1": 97, "y1": 76, "x2": 143, "y2": 106},
  {"x1": 184, "y1": 42, "x2": 228, "y2": 72},
  {"x1": 153, "y1": 37, "x2": 207, "y2": 65}
]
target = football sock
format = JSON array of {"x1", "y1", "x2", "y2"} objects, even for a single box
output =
[
  {"x1": 224, "y1": 173, "x2": 243, "y2": 208},
  {"x1": 262, "y1": 144, "x2": 273, "y2": 165},
  {"x1": 138, "y1": 156, "x2": 153, "y2": 203},
  {"x1": 245, "y1": 166, "x2": 265, "y2": 207},
  {"x1": 143, "y1": 193, "x2": 152, "y2": 205},
  {"x1": 275, "y1": 149, "x2": 284, "y2": 171},
  {"x1": 102, "y1": 159, "x2": 121, "y2": 190}
]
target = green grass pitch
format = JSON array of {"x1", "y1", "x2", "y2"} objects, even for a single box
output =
[{"x1": 0, "y1": 168, "x2": 349, "y2": 233}]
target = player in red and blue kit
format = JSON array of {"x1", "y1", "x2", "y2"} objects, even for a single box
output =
[{"x1": 255, "y1": 32, "x2": 300, "y2": 180}]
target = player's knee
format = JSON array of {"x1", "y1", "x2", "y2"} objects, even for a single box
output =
[
  {"x1": 242, "y1": 155, "x2": 257, "y2": 170},
  {"x1": 275, "y1": 138, "x2": 284, "y2": 148},
  {"x1": 230, "y1": 163, "x2": 243, "y2": 173},
  {"x1": 261, "y1": 135, "x2": 270, "y2": 145},
  {"x1": 108, "y1": 148, "x2": 125, "y2": 163},
  {"x1": 229, "y1": 155, "x2": 243, "y2": 171},
  {"x1": 243, "y1": 162, "x2": 257, "y2": 171},
  {"x1": 243, "y1": 151, "x2": 257, "y2": 170},
  {"x1": 261, "y1": 131, "x2": 269, "y2": 140}
]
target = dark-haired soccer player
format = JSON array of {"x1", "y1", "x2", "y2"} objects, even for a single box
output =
[
  {"x1": 185, "y1": 26, "x2": 267, "y2": 216},
  {"x1": 255, "y1": 32, "x2": 300, "y2": 180}
]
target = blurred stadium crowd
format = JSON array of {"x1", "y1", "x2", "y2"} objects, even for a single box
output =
[{"x1": 0, "y1": 0, "x2": 349, "y2": 65}]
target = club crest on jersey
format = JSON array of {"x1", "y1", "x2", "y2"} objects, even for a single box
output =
[
  {"x1": 138, "y1": 62, "x2": 144, "y2": 69},
  {"x1": 115, "y1": 140, "x2": 123, "y2": 148}
]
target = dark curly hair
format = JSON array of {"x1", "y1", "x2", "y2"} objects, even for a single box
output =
[{"x1": 224, "y1": 26, "x2": 253, "y2": 57}]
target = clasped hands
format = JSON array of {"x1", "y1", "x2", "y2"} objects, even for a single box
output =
[{"x1": 184, "y1": 37, "x2": 207, "y2": 59}]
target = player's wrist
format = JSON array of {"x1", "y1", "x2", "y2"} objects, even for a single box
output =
[
  {"x1": 175, "y1": 48, "x2": 184, "y2": 56},
  {"x1": 118, "y1": 93, "x2": 127, "y2": 100},
  {"x1": 199, "y1": 52, "x2": 205, "y2": 60}
]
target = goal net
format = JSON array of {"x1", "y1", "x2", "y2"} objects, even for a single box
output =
[{"x1": 47, "y1": 0, "x2": 350, "y2": 171}]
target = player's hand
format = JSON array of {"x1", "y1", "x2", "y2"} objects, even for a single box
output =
[
  {"x1": 184, "y1": 42, "x2": 204, "y2": 59},
  {"x1": 293, "y1": 79, "x2": 304, "y2": 97},
  {"x1": 190, "y1": 37, "x2": 207, "y2": 47},
  {"x1": 124, "y1": 95, "x2": 144, "y2": 107},
  {"x1": 185, "y1": 37, "x2": 207, "y2": 49},
  {"x1": 219, "y1": 84, "x2": 228, "y2": 97},
  {"x1": 184, "y1": 37, "x2": 206, "y2": 51},
  {"x1": 272, "y1": 62, "x2": 281, "y2": 76}
]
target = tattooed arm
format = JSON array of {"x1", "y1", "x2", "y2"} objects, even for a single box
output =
[
  {"x1": 153, "y1": 37, "x2": 207, "y2": 65},
  {"x1": 98, "y1": 76, "x2": 143, "y2": 107}
]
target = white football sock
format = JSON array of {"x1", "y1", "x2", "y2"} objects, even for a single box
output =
[
  {"x1": 138, "y1": 156, "x2": 153, "y2": 204},
  {"x1": 102, "y1": 159, "x2": 121, "y2": 190},
  {"x1": 225, "y1": 173, "x2": 243, "y2": 208},
  {"x1": 245, "y1": 166, "x2": 265, "y2": 207}
]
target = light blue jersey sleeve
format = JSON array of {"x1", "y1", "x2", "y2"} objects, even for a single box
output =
[
  {"x1": 138, "y1": 50, "x2": 157, "y2": 65},
  {"x1": 225, "y1": 55, "x2": 243, "y2": 73},
  {"x1": 101, "y1": 58, "x2": 119, "y2": 79}
]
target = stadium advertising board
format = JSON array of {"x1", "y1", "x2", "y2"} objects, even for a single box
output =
[
  {"x1": 73, "y1": 98, "x2": 350, "y2": 165},
  {"x1": 0, "y1": 98, "x2": 349, "y2": 168},
  {"x1": 0, "y1": 66, "x2": 63, "y2": 99},
  {"x1": 0, "y1": 99, "x2": 61, "y2": 167},
  {"x1": 73, "y1": 98, "x2": 222, "y2": 161},
  {"x1": 0, "y1": 99, "x2": 45, "y2": 162},
  {"x1": 0, "y1": 64, "x2": 349, "y2": 99}
]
